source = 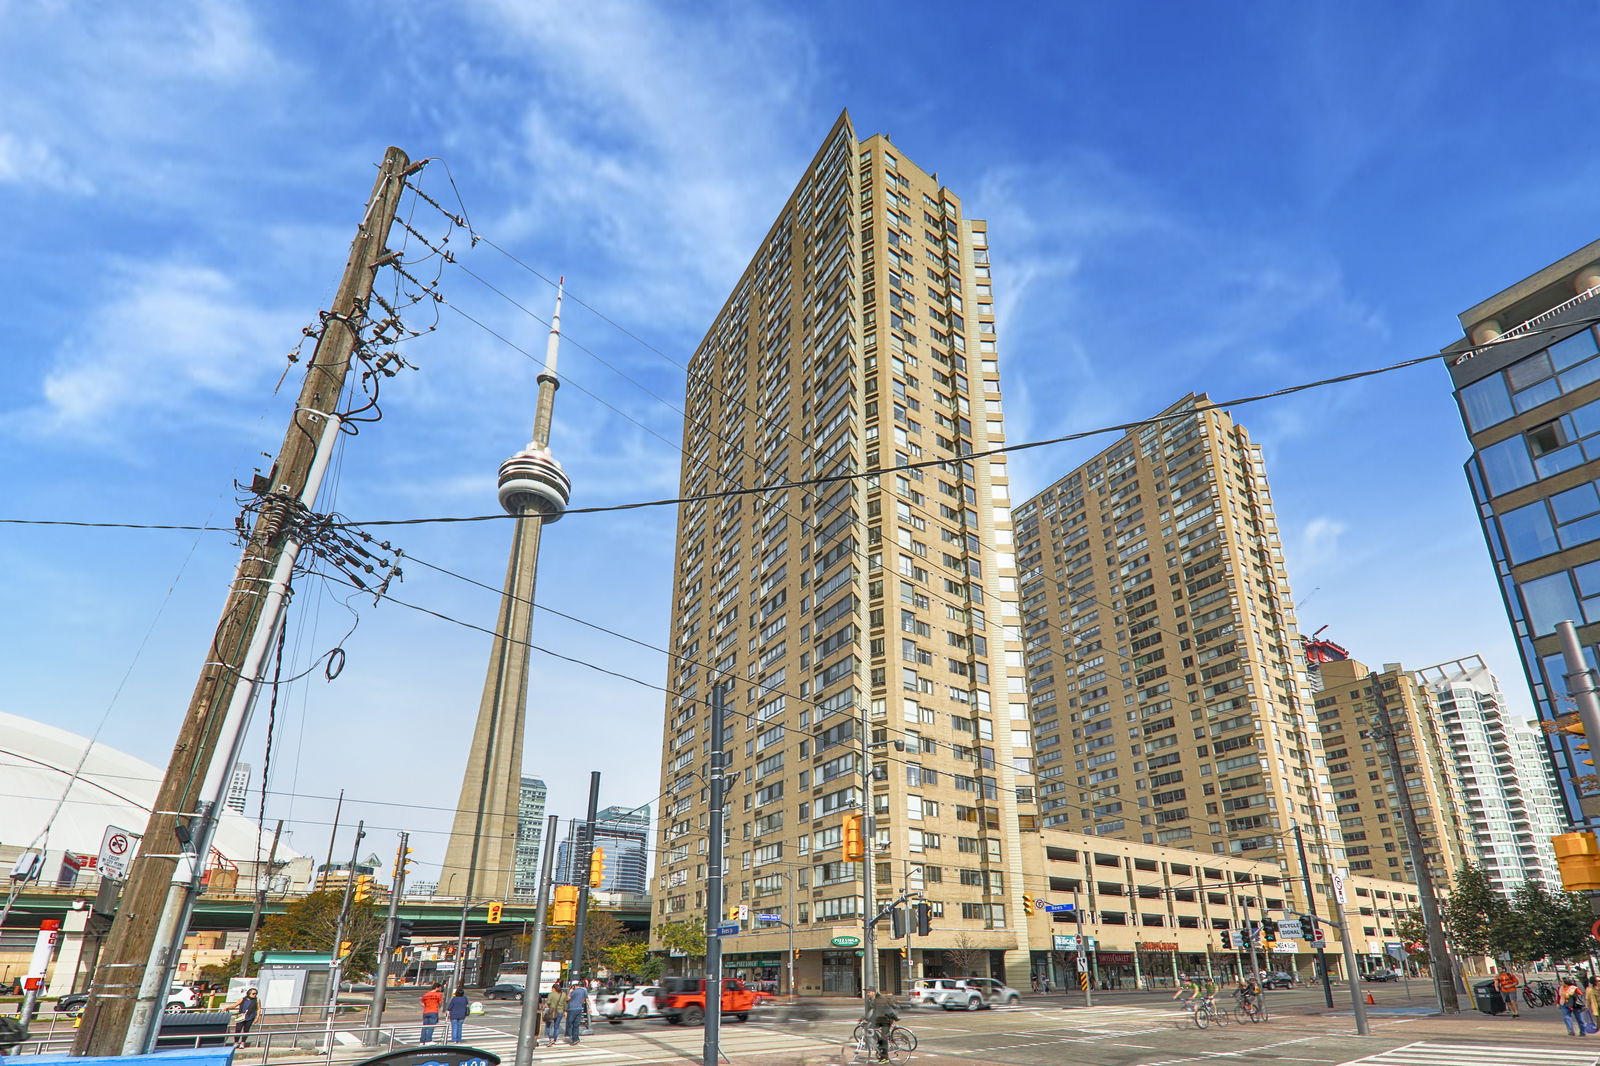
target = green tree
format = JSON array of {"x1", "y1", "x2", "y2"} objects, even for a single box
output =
[
  {"x1": 256, "y1": 890, "x2": 385, "y2": 980},
  {"x1": 1442, "y1": 863, "x2": 1511, "y2": 959},
  {"x1": 602, "y1": 938, "x2": 649, "y2": 978},
  {"x1": 198, "y1": 953, "x2": 244, "y2": 985},
  {"x1": 1395, "y1": 909, "x2": 1430, "y2": 967},
  {"x1": 638, "y1": 955, "x2": 665, "y2": 981},
  {"x1": 1515, "y1": 881, "x2": 1597, "y2": 964},
  {"x1": 654, "y1": 919, "x2": 707, "y2": 960},
  {"x1": 545, "y1": 910, "x2": 627, "y2": 976}
]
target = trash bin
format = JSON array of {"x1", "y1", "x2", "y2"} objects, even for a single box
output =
[
  {"x1": 155, "y1": 1010, "x2": 235, "y2": 1048},
  {"x1": 1473, "y1": 979, "x2": 1505, "y2": 1015}
]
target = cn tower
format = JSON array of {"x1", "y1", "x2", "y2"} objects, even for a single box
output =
[{"x1": 440, "y1": 282, "x2": 572, "y2": 902}]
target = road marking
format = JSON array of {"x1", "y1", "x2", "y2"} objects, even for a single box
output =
[
  {"x1": 1135, "y1": 1035, "x2": 1322, "y2": 1066},
  {"x1": 1335, "y1": 1040, "x2": 1600, "y2": 1066}
]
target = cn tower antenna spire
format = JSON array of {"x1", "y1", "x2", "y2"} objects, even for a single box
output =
[{"x1": 532, "y1": 277, "x2": 563, "y2": 448}]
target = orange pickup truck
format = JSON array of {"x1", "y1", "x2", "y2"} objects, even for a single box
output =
[{"x1": 657, "y1": 977, "x2": 764, "y2": 1025}]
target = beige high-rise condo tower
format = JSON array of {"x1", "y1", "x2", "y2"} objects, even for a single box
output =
[
  {"x1": 1012, "y1": 396, "x2": 1352, "y2": 908},
  {"x1": 440, "y1": 287, "x2": 573, "y2": 902},
  {"x1": 654, "y1": 112, "x2": 1034, "y2": 994}
]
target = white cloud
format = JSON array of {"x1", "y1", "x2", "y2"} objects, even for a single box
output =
[
  {"x1": 17, "y1": 259, "x2": 298, "y2": 438},
  {"x1": 1293, "y1": 515, "x2": 1349, "y2": 573},
  {"x1": 0, "y1": 132, "x2": 93, "y2": 194}
]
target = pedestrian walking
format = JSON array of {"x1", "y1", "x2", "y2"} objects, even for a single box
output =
[
  {"x1": 1585, "y1": 976, "x2": 1600, "y2": 1035},
  {"x1": 420, "y1": 983, "x2": 443, "y2": 1044},
  {"x1": 230, "y1": 988, "x2": 259, "y2": 1045},
  {"x1": 1559, "y1": 975, "x2": 1586, "y2": 1036},
  {"x1": 446, "y1": 989, "x2": 470, "y2": 1043},
  {"x1": 564, "y1": 981, "x2": 588, "y2": 1045},
  {"x1": 1495, "y1": 966, "x2": 1521, "y2": 1018},
  {"x1": 543, "y1": 985, "x2": 567, "y2": 1046}
]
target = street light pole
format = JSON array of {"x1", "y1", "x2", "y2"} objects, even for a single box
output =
[{"x1": 703, "y1": 682, "x2": 728, "y2": 1066}]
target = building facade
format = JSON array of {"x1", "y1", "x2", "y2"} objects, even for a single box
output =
[
  {"x1": 653, "y1": 112, "x2": 1035, "y2": 994},
  {"x1": 1018, "y1": 828, "x2": 1420, "y2": 989},
  {"x1": 556, "y1": 804, "x2": 650, "y2": 895},
  {"x1": 1418, "y1": 656, "x2": 1563, "y2": 894},
  {"x1": 514, "y1": 775, "x2": 547, "y2": 898},
  {"x1": 1310, "y1": 659, "x2": 1471, "y2": 888},
  {"x1": 224, "y1": 762, "x2": 251, "y2": 816},
  {"x1": 1443, "y1": 239, "x2": 1600, "y2": 824},
  {"x1": 1011, "y1": 396, "x2": 1346, "y2": 888}
]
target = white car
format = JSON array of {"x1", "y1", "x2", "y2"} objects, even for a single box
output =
[
  {"x1": 596, "y1": 985, "x2": 661, "y2": 1021},
  {"x1": 911, "y1": 977, "x2": 1020, "y2": 1011}
]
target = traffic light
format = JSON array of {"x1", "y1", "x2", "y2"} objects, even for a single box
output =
[
  {"x1": 1262, "y1": 919, "x2": 1278, "y2": 947},
  {"x1": 843, "y1": 814, "x2": 864, "y2": 861},
  {"x1": 890, "y1": 907, "x2": 906, "y2": 939},
  {"x1": 487, "y1": 901, "x2": 504, "y2": 924},
  {"x1": 793, "y1": 948, "x2": 801, "y2": 961},
  {"x1": 392, "y1": 919, "x2": 414, "y2": 946},
  {"x1": 913, "y1": 901, "x2": 931, "y2": 936},
  {"x1": 1554, "y1": 831, "x2": 1600, "y2": 891},
  {"x1": 1022, "y1": 896, "x2": 1035, "y2": 916},
  {"x1": 728, "y1": 905, "x2": 741, "y2": 921},
  {"x1": 354, "y1": 874, "x2": 373, "y2": 902},
  {"x1": 589, "y1": 847, "x2": 606, "y2": 889},
  {"x1": 552, "y1": 885, "x2": 580, "y2": 926},
  {"x1": 339, "y1": 940, "x2": 352, "y2": 958},
  {"x1": 1219, "y1": 931, "x2": 1232, "y2": 952}
]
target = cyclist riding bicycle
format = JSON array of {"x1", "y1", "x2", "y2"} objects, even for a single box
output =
[{"x1": 1173, "y1": 975, "x2": 1217, "y2": 1010}]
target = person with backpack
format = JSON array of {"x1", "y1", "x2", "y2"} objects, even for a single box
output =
[
  {"x1": 863, "y1": 987, "x2": 899, "y2": 1062},
  {"x1": 1494, "y1": 966, "x2": 1520, "y2": 1018},
  {"x1": 1559, "y1": 976, "x2": 1587, "y2": 1036}
]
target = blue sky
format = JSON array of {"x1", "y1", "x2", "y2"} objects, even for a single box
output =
[{"x1": 4, "y1": 1, "x2": 1598, "y2": 877}]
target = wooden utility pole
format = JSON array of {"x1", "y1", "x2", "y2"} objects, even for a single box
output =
[{"x1": 74, "y1": 146, "x2": 415, "y2": 1056}]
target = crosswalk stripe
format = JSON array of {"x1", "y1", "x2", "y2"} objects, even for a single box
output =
[{"x1": 1337, "y1": 1041, "x2": 1600, "y2": 1066}]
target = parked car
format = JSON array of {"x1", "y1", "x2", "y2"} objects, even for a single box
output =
[
  {"x1": 1365, "y1": 968, "x2": 1401, "y2": 982},
  {"x1": 1261, "y1": 971, "x2": 1296, "y2": 990},
  {"x1": 57, "y1": 986, "x2": 195, "y2": 1016},
  {"x1": 483, "y1": 984, "x2": 526, "y2": 1001},
  {"x1": 656, "y1": 977, "x2": 761, "y2": 1025},
  {"x1": 596, "y1": 985, "x2": 661, "y2": 1021},
  {"x1": 909, "y1": 978, "x2": 965, "y2": 1009}
]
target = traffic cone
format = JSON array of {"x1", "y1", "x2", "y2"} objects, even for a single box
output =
[{"x1": 1365, "y1": 992, "x2": 1375, "y2": 1005}]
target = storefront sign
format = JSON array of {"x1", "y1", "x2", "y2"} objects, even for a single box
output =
[
  {"x1": 1097, "y1": 951, "x2": 1134, "y2": 965},
  {"x1": 830, "y1": 935, "x2": 861, "y2": 947},
  {"x1": 1136, "y1": 941, "x2": 1178, "y2": 952},
  {"x1": 1272, "y1": 941, "x2": 1300, "y2": 953}
]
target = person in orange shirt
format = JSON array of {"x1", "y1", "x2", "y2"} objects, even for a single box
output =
[
  {"x1": 420, "y1": 982, "x2": 444, "y2": 1043},
  {"x1": 1494, "y1": 966, "x2": 1521, "y2": 1017}
]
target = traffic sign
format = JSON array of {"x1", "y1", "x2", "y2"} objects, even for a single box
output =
[
  {"x1": 1042, "y1": 903, "x2": 1076, "y2": 913},
  {"x1": 1312, "y1": 926, "x2": 1326, "y2": 944},
  {"x1": 1276, "y1": 918, "x2": 1303, "y2": 939},
  {"x1": 97, "y1": 825, "x2": 139, "y2": 882},
  {"x1": 737, "y1": 905, "x2": 750, "y2": 922},
  {"x1": 1331, "y1": 871, "x2": 1349, "y2": 906},
  {"x1": 757, "y1": 913, "x2": 781, "y2": 923},
  {"x1": 714, "y1": 923, "x2": 740, "y2": 937},
  {"x1": 1076, "y1": 956, "x2": 1088, "y2": 972}
]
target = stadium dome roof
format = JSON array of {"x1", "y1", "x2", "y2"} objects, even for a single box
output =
[{"x1": 0, "y1": 709, "x2": 295, "y2": 863}]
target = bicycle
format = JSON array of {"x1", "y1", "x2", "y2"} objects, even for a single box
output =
[
  {"x1": 842, "y1": 1022, "x2": 913, "y2": 1064},
  {"x1": 1524, "y1": 981, "x2": 1557, "y2": 1008},
  {"x1": 1234, "y1": 991, "x2": 1268, "y2": 1023},
  {"x1": 1180, "y1": 998, "x2": 1229, "y2": 1029}
]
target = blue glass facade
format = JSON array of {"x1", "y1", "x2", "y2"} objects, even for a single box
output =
[{"x1": 1455, "y1": 314, "x2": 1600, "y2": 825}]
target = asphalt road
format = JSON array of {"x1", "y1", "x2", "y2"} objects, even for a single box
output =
[{"x1": 376, "y1": 987, "x2": 1600, "y2": 1066}]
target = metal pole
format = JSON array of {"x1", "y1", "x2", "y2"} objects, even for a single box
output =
[
  {"x1": 322, "y1": 791, "x2": 346, "y2": 895},
  {"x1": 1292, "y1": 824, "x2": 1335, "y2": 1008},
  {"x1": 569, "y1": 772, "x2": 602, "y2": 981},
  {"x1": 328, "y1": 821, "x2": 366, "y2": 1015},
  {"x1": 1559, "y1": 620, "x2": 1600, "y2": 757},
  {"x1": 367, "y1": 832, "x2": 409, "y2": 1038},
  {"x1": 786, "y1": 872, "x2": 796, "y2": 999},
  {"x1": 703, "y1": 683, "x2": 728, "y2": 1066},
  {"x1": 240, "y1": 821, "x2": 283, "y2": 981},
  {"x1": 514, "y1": 815, "x2": 560, "y2": 1066},
  {"x1": 860, "y1": 704, "x2": 878, "y2": 1001},
  {"x1": 1075, "y1": 885, "x2": 1091, "y2": 1007},
  {"x1": 1328, "y1": 890, "x2": 1370, "y2": 1035},
  {"x1": 1369, "y1": 671, "x2": 1460, "y2": 1013}
]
